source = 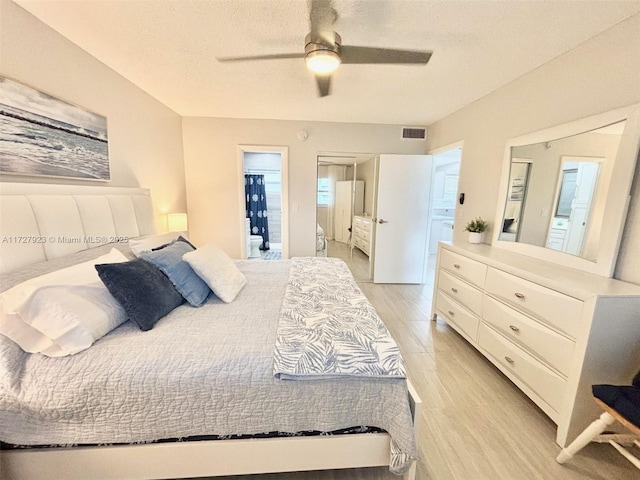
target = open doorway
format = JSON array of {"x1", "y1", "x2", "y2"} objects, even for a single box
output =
[
  {"x1": 425, "y1": 144, "x2": 462, "y2": 281},
  {"x1": 239, "y1": 146, "x2": 289, "y2": 260}
]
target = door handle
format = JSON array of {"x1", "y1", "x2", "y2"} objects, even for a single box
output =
[{"x1": 378, "y1": 219, "x2": 388, "y2": 224}]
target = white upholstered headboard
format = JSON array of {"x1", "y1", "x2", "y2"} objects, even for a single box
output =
[{"x1": 0, "y1": 183, "x2": 156, "y2": 273}]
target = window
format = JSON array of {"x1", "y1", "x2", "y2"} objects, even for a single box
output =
[
  {"x1": 263, "y1": 172, "x2": 281, "y2": 194},
  {"x1": 317, "y1": 178, "x2": 330, "y2": 206}
]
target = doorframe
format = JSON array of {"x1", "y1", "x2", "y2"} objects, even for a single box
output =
[
  {"x1": 367, "y1": 156, "x2": 380, "y2": 281},
  {"x1": 429, "y1": 140, "x2": 464, "y2": 157},
  {"x1": 424, "y1": 141, "x2": 464, "y2": 280},
  {"x1": 237, "y1": 145, "x2": 289, "y2": 259},
  {"x1": 426, "y1": 139, "x2": 464, "y2": 223}
]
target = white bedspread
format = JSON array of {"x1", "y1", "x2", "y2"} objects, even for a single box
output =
[{"x1": 0, "y1": 247, "x2": 416, "y2": 474}]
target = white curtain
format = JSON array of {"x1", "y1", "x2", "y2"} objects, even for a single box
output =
[{"x1": 326, "y1": 165, "x2": 347, "y2": 240}]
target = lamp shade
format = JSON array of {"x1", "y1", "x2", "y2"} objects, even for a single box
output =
[
  {"x1": 167, "y1": 213, "x2": 188, "y2": 232},
  {"x1": 305, "y1": 50, "x2": 341, "y2": 74}
]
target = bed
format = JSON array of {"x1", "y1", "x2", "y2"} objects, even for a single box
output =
[
  {"x1": 0, "y1": 183, "x2": 420, "y2": 480},
  {"x1": 316, "y1": 223, "x2": 328, "y2": 256}
]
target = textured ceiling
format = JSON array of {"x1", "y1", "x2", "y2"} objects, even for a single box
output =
[{"x1": 14, "y1": 0, "x2": 640, "y2": 125}]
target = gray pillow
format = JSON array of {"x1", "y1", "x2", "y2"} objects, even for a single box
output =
[
  {"x1": 95, "y1": 259, "x2": 183, "y2": 331},
  {"x1": 141, "y1": 241, "x2": 211, "y2": 307}
]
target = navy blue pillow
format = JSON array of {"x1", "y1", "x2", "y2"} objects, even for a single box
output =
[
  {"x1": 140, "y1": 240, "x2": 211, "y2": 307},
  {"x1": 95, "y1": 259, "x2": 183, "y2": 331}
]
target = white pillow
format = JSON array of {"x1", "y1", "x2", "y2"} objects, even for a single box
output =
[
  {"x1": 182, "y1": 244, "x2": 246, "y2": 303},
  {"x1": 0, "y1": 248, "x2": 128, "y2": 357},
  {"x1": 129, "y1": 232, "x2": 183, "y2": 257}
]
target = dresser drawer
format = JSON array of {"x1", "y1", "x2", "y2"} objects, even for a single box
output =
[
  {"x1": 438, "y1": 270, "x2": 483, "y2": 316},
  {"x1": 485, "y1": 268, "x2": 583, "y2": 339},
  {"x1": 436, "y1": 291, "x2": 480, "y2": 341},
  {"x1": 549, "y1": 228, "x2": 567, "y2": 240},
  {"x1": 478, "y1": 323, "x2": 566, "y2": 413},
  {"x1": 483, "y1": 297, "x2": 575, "y2": 376},
  {"x1": 354, "y1": 217, "x2": 371, "y2": 229},
  {"x1": 354, "y1": 237, "x2": 369, "y2": 255},
  {"x1": 439, "y1": 248, "x2": 487, "y2": 288}
]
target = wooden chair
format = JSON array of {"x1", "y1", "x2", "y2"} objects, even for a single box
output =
[{"x1": 557, "y1": 374, "x2": 640, "y2": 469}]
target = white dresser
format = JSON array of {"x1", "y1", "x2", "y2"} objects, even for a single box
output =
[
  {"x1": 432, "y1": 241, "x2": 640, "y2": 447},
  {"x1": 352, "y1": 215, "x2": 372, "y2": 256}
]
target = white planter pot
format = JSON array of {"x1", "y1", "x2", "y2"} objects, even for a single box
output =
[{"x1": 468, "y1": 232, "x2": 483, "y2": 244}]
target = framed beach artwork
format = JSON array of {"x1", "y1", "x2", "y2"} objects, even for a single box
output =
[{"x1": 0, "y1": 76, "x2": 110, "y2": 181}]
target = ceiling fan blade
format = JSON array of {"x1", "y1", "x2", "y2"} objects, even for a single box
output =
[
  {"x1": 309, "y1": 0, "x2": 337, "y2": 45},
  {"x1": 218, "y1": 53, "x2": 305, "y2": 62},
  {"x1": 340, "y1": 46, "x2": 432, "y2": 65},
  {"x1": 315, "y1": 75, "x2": 331, "y2": 97}
]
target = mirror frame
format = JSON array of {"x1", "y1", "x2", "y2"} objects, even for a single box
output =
[{"x1": 492, "y1": 103, "x2": 640, "y2": 277}]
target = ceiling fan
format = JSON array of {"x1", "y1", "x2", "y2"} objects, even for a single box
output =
[{"x1": 217, "y1": 0, "x2": 432, "y2": 97}]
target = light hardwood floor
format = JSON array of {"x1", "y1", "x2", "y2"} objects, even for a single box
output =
[
  {"x1": 209, "y1": 255, "x2": 637, "y2": 480},
  {"x1": 326, "y1": 239, "x2": 372, "y2": 282}
]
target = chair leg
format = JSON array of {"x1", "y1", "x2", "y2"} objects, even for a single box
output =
[
  {"x1": 609, "y1": 441, "x2": 640, "y2": 469},
  {"x1": 557, "y1": 411, "x2": 617, "y2": 464}
]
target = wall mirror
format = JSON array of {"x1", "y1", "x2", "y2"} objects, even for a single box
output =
[
  {"x1": 316, "y1": 153, "x2": 377, "y2": 282},
  {"x1": 493, "y1": 104, "x2": 640, "y2": 277}
]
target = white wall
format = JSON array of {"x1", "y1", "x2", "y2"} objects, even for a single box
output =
[
  {"x1": 427, "y1": 13, "x2": 640, "y2": 284},
  {"x1": 0, "y1": 0, "x2": 186, "y2": 230},
  {"x1": 182, "y1": 118, "x2": 427, "y2": 257}
]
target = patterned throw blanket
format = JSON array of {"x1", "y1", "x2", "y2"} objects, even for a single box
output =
[{"x1": 273, "y1": 257, "x2": 406, "y2": 380}]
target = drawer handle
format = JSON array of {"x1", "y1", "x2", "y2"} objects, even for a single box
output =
[
  {"x1": 505, "y1": 356, "x2": 515, "y2": 364},
  {"x1": 448, "y1": 310, "x2": 455, "y2": 316},
  {"x1": 509, "y1": 325, "x2": 520, "y2": 332},
  {"x1": 453, "y1": 264, "x2": 461, "y2": 269},
  {"x1": 451, "y1": 287, "x2": 458, "y2": 293},
  {"x1": 514, "y1": 292, "x2": 525, "y2": 299}
]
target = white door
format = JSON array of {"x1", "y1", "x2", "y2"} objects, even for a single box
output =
[
  {"x1": 564, "y1": 162, "x2": 600, "y2": 255},
  {"x1": 373, "y1": 154, "x2": 432, "y2": 283}
]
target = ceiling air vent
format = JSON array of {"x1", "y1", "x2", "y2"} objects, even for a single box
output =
[{"x1": 401, "y1": 127, "x2": 426, "y2": 140}]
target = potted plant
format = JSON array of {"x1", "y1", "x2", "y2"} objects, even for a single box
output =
[{"x1": 464, "y1": 217, "x2": 489, "y2": 244}]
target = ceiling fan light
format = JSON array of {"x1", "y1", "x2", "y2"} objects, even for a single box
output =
[{"x1": 305, "y1": 50, "x2": 341, "y2": 74}]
